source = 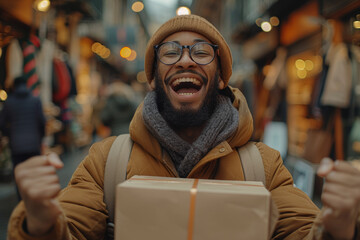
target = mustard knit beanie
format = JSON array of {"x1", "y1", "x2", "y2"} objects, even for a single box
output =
[{"x1": 145, "y1": 14, "x2": 232, "y2": 87}]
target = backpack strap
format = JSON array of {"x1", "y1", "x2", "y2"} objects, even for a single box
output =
[
  {"x1": 104, "y1": 133, "x2": 133, "y2": 236},
  {"x1": 238, "y1": 142, "x2": 277, "y2": 236},
  {"x1": 237, "y1": 141, "x2": 266, "y2": 186}
]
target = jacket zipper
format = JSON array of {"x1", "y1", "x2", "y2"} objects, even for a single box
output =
[{"x1": 161, "y1": 150, "x2": 179, "y2": 177}]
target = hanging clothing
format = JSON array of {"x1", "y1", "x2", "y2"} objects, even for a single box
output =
[
  {"x1": 4, "y1": 39, "x2": 23, "y2": 89},
  {"x1": 311, "y1": 55, "x2": 329, "y2": 118},
  {"x1": 321, "y1": 43, "x2": 352, "y2": 108},
  {"x1": 52, "y1": 57, "x2": 72, "y2": 123},
  {"x1": 36, "y1": 38, "x2": 56, "y2": 105},
  {"x1": 21, "y1": 34, "x2": 41, "y2": 96},
  {"x1": 52, "y1": 57, "x2": 71, "y2": 104}
]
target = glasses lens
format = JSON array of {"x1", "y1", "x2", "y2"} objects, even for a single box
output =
[
  {"x1": 157, "y1": 42, "x2": 181, "y2": 65},
  {"x1": 190, "y1": 42, "x2": 215, "y2": 65}
]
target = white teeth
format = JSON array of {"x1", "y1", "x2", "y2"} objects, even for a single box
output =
[
  {"x1": 179, "y1": 92, "x2": 195, "y2": 95},
  {"x1": 172, "y1": 78, "x2": 201, "y2": 87}
]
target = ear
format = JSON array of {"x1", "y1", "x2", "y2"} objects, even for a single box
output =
[
  {"x1": 149, "y1": 79, "x2": 156, "y2": 90},
  {"x1": 218, "y1": 77, "x2": 225, "y2": 90}
]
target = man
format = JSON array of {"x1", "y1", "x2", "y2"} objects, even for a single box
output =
[
  {"x1": 0, "y1": 75, "x2": 46, "y2": 201},
  {"x1": 7, "y1": 15, "x2": 360, "y2": 239}
]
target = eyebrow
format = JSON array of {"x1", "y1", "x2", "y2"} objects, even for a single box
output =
[
  {"x1": 193, "y1": 39, "x2": 208, "y2": 43},
  {"x1": 171, "y1": 39, "x2": 209, "y2": 45}
]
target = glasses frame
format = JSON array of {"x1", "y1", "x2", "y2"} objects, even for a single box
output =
[{"x1": 154, "y1": 41, "x2": 218, "y2": 66}]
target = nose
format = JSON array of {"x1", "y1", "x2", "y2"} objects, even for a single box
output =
[{"x1": 174, "y1": 48, "x2": 196, "y2": 69}]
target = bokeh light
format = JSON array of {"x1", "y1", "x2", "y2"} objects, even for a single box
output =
[
  {"x1": 295, "y1": 59, "x2": 305, "y2": 70},
  {"x1": 176, "y1": 6, "x2": 191, "y2": 15},
  {"x1": 91, "y1": 42, "x2": 111, "y2": 59},
  {"x1": 0, "y1": 90, "x2": 7, "y2": 101},
  {"x1": 132, "y1": 1, "x2": 144, "y2": 13},
  {"x1": 304, "y1": 60, "x2": 314, "y2": 71},
  {"x1": 270, "y1": 16, "x2": 280, "y2": 26},
  {"x1": 261, "y1": 22, "x2": 272, "y2": 32},
  {"x1": 120, "y1": 47, "x2": 132, "y2": 58},
  {"x1": 36, "y1": 0, "x2": 50, "y2": 12},
  {"x1": 126, "y1": 50, "x2": 137, "y2": 61},
  {"x1": 354, "y1": 21, "x2": 360, "y2": 29},
  {"x1": 255, "y1": 18, "x2": 262, "y2": 27},
  {"x1": 297, "y1": 69, "x2": 307, "y2": 79}
]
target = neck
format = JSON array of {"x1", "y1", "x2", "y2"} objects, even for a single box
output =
[{"x1": 174, "y1": 124, "x2": 206, "y2": 143}]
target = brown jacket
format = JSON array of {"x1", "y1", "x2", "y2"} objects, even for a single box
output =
[{"x1": 7, "y1": 87, "x2": 346, "y2": 239}]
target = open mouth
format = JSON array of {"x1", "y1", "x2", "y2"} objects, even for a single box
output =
[{"x1": 171, "y1": 78, "x2": 202, "y2": 95}]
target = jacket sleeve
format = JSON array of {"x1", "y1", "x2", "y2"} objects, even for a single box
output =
[
  {"x1": 7, "y1": 137, "x2": 117, "y2": 240},
  {"x1": 256, "y1": 142, "x2": 320, "y2": 239}
]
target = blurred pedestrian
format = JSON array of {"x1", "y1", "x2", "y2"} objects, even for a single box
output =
[
  {"x1": 0, "y1": 75, "x2": 46, "y2": 200},
  {"x1": 100, "y1": 81, "x2": 138, "y2": 136}
]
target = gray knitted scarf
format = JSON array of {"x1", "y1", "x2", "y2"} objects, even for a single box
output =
[{"x1": 142, "y1": 91, "x2": 239, "y2": 177}]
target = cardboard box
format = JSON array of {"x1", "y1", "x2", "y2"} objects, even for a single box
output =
[{"x1": 115, "y1": 176, "x2": 278, "y2": 240}]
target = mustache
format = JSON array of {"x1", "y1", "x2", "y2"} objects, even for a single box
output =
[{"x1": 164, "y1": 70, "x2": 208, "y2": 85}]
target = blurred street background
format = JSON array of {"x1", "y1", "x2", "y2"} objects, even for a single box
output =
[{"x1": 1, "y1": 0, "x2": 360, "y2": 239}]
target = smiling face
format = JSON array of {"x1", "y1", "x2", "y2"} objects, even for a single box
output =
[{"x1": 150, "y1": 31, "x2": 225, "y2": 127}]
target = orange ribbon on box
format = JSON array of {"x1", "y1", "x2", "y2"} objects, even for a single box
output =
[{"x1": 187, "y1": 179, "x2": 199, "y2": 240}]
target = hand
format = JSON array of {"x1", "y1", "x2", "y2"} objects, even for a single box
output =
[
  {"x1": 15, "y1": 153, "x2": 64, "y2": 236},
  {"x1": 317, "y1": 158, "x2": 360, "y2": 239}
]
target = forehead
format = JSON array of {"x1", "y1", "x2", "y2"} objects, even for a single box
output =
[{"x1": 161, "y1": 31, "x2": 212, "y2": 45}]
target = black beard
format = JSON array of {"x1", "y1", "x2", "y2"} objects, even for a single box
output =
[{"x1": 154, "y1": 70, "x2": 219, "y2": 128}]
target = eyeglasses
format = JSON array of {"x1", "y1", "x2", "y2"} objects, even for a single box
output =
[{"x1": 154, "y1": 41, "x2": 218, "y2": 65}]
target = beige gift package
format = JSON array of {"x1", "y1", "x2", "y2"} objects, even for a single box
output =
[{"x1": 115, "y1": 176, "x2": 278, "y2": 240}]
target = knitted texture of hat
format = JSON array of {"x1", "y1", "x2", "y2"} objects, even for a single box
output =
[{"x1": 144, "y1": 14, "x2": 232, "y2": 86}]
